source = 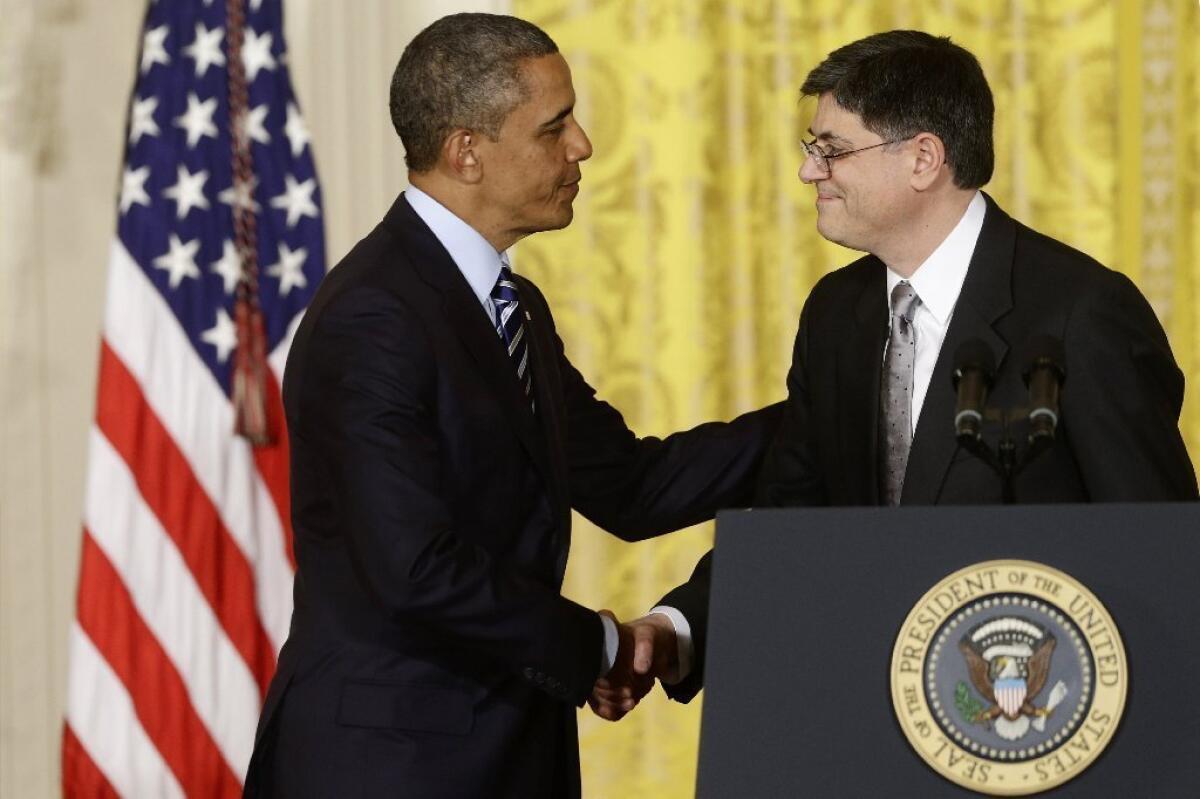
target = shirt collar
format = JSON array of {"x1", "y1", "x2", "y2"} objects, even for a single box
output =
[
  {"x1": 404, "y1": 185, "x2": 507, "y2": 309},
  {"x1": 885, "y1": 191, "x2": 986, "y2": 326}
]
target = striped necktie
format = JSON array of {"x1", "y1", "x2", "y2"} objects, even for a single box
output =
[{"x1": 491, "y1": 262, "x2": 534, "y2": 412}]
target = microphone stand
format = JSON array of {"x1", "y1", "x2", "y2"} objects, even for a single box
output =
[{"x1": 957, "y1": 407, "x2": 1054, "y2": 504}]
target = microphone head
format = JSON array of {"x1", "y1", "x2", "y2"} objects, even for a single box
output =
[
  {"x1": 1020, "y1": 334, "x2": 1067, "y2": 385},
  {"x1": 952, "y1": 338, "x2": 997, "y2": 389}
]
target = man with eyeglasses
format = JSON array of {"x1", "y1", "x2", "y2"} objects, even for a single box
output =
[{"x1": 591, "y1": 29, "x2": 1196, "y2": 717}]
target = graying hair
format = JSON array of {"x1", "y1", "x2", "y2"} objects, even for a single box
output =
[{"x1": 389, "y1": 13, "x2": 559, "y2": 172}]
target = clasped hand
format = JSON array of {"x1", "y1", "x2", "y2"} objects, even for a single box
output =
[{"x1": 587, "y1": 610, "x2": 678, "y2": 722}]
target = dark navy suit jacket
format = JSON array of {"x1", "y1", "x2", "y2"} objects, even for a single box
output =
[
  {"x1": 243, "y1": 193, "x2": 780, "y2": 798},
  {"x1": 659, "y1": 195, "x2": 1198, "y2": 704}
]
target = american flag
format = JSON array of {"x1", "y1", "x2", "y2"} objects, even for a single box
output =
[{"x1": 62, "y1": 0, "x2": 324, "y2": 794}]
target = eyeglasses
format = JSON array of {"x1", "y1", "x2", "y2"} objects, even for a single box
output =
[{"x1": 800, "y1": 137, "x2": 911, "y2": 178}]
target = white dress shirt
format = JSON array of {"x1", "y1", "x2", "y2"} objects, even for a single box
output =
[
  {"x1": 657, "y1": 191, "x2": 987, "y2": 682},
  {"x1": 404, "y1": 186, "x2": 621, "y2": 675},
  {"x1": 885, "y1": 190, "x2": 986, "y2": 434}
]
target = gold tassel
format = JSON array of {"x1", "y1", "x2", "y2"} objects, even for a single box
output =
[{"x1": 232, "y1": 295, "x2": 272, "y2": 445}]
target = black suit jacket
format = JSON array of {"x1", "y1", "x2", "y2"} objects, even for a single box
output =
[
  {"x1": 660, "y1": 195, "x2": 1197, "y2": 702},
  {"x1": 242, "y1": 193, "x2": 779, "y2": 798}
]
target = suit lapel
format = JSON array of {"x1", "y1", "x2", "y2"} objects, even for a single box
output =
[
  {"x1": 513, "y1": 275, "x2": 574, "y2": 580},
  {"x1": 902, "y1": 195, "x2": 1014, "y2": 504},
  {"x1": 514, "y1": 274, "x2": 570, "y2": 517},
  {"x1": 386, "y1": 194, "x2": 557, "y2": 492},
  {"x1": 839, "y1": 262, "x2": 888, "y2": 504}
]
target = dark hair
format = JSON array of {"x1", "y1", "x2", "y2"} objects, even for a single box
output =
[
  {"x1": 801, "y1": 30, "x2": 994, "y2": 188},
  {"x1": 389, "y1": 13, "x2": 558, "y2": 172}
]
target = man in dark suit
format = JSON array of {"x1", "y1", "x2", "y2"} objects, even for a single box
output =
[
  {"x1": 595, "y1": 30, "x2": 1198, "y2": 712},
  {"x1": 242, "y1": 13, "x2": 779, "y2": 798}
]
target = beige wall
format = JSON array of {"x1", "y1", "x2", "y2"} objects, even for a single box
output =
[{"x1": 0, "y1": 1, "x2": 505, "y2": 795}]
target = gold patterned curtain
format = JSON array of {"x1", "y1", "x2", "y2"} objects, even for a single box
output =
[{"x1": 509, "y1": 1, "x2": 1200, "y2": 795}]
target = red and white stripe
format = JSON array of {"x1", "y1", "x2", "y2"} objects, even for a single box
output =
[
  {"x1": 997, "y1": 683, "x2": 1027, "y2": 718},
  {"x1": 62, "y1": 239, "x2": 300, "y2": 795}
]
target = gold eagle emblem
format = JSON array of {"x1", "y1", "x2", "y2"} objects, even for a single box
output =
[{"x1": 958, "y1": 616, "x2": 1068, "y2": 740}]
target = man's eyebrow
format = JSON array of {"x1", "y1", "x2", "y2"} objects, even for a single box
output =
[
  {"x1": 806, "y1": 127, "x2": 853, "y2": 147},
  {"x1": 539, "y1": 105, "x2": 573, "y2": 128}
]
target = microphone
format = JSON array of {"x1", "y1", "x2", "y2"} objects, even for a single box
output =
[
  {"x1": 952, "y1": 339, "x2": 996, "y2": 443},
  {"x1": 1021, "y1": 334, "x2": 1067, "y2": 442}
]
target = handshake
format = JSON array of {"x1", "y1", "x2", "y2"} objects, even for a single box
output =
[{"x1": 588, "y1": 611, "x2": 680, "y2": 721}]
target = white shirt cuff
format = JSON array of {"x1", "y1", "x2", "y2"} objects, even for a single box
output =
[
  {"x1": 599, "y1": 613, "x2": 619, "y2": 675},
  {"x1": 649, "y1": 606, "x2": 693, "y2": 684}
]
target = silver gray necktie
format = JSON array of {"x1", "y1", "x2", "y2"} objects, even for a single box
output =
[{"x1": 880, "y1": 281, "x2": 922, "y2": 505}]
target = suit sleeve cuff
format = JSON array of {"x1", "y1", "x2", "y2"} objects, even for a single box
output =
[{"x1": 649, "y1": 606, "x2": 693, "y2": 684}]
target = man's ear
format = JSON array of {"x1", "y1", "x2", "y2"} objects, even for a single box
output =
[
  {"x1": 909, "y1": 132, "x2": 948, "y2": 191},
  {"x1": 443, "y1": 129, "x2": 482, "y2": 183}
]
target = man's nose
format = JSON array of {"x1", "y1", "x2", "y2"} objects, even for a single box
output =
[
  {"x1": 567, "y1": 120, "x2": 593, "y2": 163},
  {"x1": 798, "y1": 152, "x2": 825, "y2": 184}
]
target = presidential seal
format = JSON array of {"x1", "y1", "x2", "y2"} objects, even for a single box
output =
[{"x1": 890, "y1": 560, "x2": 1126, "y2": 796}]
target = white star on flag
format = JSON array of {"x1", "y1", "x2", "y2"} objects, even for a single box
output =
[
  {"x1": 242, "y1": 29, "x2": 277, "y2": 81},
  {"x1": 162, "y1": 164, "x2": 211, "y2": 219},
  {"x1": 241, "y1": 104, "x2": 271, "y2": 145},
  {"x1": 270, "y1": 174, "x2": 319, "y2": 228},
  {"x1": 266, "y1": 242, "x2": 308, "y2": 295},
  {"x1": 174, "y1": 92, "x2": 219, "y2": 149},
  {"x1": 152, "y1": 233, "x2": 202, "y2": 289},
  {"x1": 210, "y1": 240, "x2": 244, "y2": 294},
  {"x1": 129, "y1": 96, "x2": 160, "y2": 144},
  {"x1": 141, "y1": 25, "x2": 170, "y2": 73},
  {"x1": 183, "y1": 22, "x2": 226, "y2": 77},
  {"x1": 120, "y1": 166, "x2": 152, "y2": 214},
  {"x1": 284, "y1": 102, "x2": 311, "y2": 157},
  {"x1": 200, "y1": 307, "x2": 238, "y2": 363},
  {"x1": 218, "y1": 176, "x2": 262, "y2": 213}
]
